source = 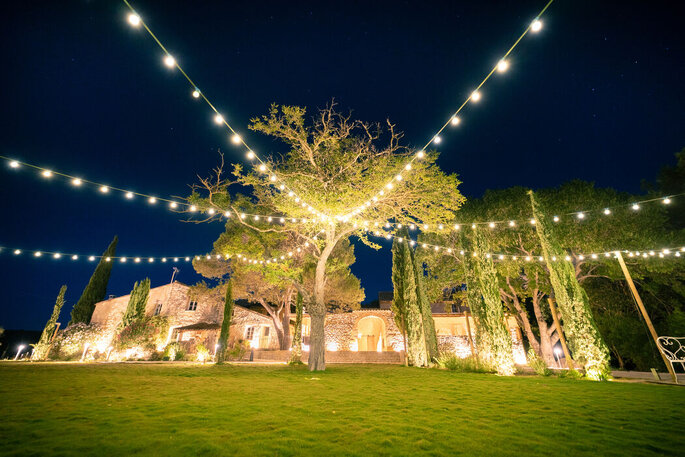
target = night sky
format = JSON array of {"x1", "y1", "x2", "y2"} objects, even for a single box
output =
[{"x1": 1, "y1": 1, "x2": 684, "y2": 330}]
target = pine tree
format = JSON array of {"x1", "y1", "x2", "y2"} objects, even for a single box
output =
[
  {"x1": 289, "y1": 293, "x2": 304, "y2": 364},
  {"x1": 120, "y1": 278, "x2": 150, "y2": 329},
  {"x1": 31, "y1": 285, "x2": 67, "y2": 360},
  {"x1": 216, "y1": 279, "x2": 234, "y2": 364},
  {"x1": 528, "y1": 190, "x2": 611, "y2": 380},
  {"x1": 69, "y1": 236, "x2": 118, "y2": 324}
]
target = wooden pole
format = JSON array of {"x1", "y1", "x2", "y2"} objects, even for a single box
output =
[
  {"x1": 464, "y1": 311, "x2": 478, "y2": 363},
  {"x1": 547, "y1": 297, "x2": 575, "y2": 370},
  {"x1": 614, "y1": 251, "x2": 677, "y2": 383}
]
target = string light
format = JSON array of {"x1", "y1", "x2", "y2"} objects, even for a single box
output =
[
  {"x1": 42, "y1": 170, "x2": 52, "y2": 178},
  {"x1": 9, "y1": 160, "x2": 20, "y2": 168},
  {"x1": 470, "y1": 90, "x2": 482, "y2": 102},
  {"x1": 496, "y1": 59, "x2": 509, "y2": 73},
  {"x1": 451, "y1": 116, "x2": 461, "y2": 126},
  {"x1": 121, "y1": 1, "x2": 326, "y2": 219},
  {"x1": 531, "y1": 19, "x2": 543, "y2": 32},
  {"x1": 127, "y1": 13, "x2": 141, "y2": 27},
  {"x1": 72, "y1": 178, "x2": 82, "y2": 186}
]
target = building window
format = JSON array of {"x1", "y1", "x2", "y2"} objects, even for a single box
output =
[
  {"x1": 187, "y1": 301, "x2": 198, "y2": 311},
  {"x1": 245, "y1": 327, "x2": 255, "y2": 340},
  {"x1": 451, "y1": 304, "x2": 458, "y2": 313},
  {"x1": 153, "y1": 303, "x2": 163, "y2": 315},
  {"x1": 263, "y1": 327, "x2": 270, "y2": 336}
]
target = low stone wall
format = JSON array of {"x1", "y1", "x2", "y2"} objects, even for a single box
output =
[{"x1": 251, "y1": 349, "x2": 404, "y2": 364}]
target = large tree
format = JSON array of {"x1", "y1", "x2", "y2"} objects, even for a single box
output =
[
  {"x1": 189, "y1": 102, "x2": 464, "y2": 370},
  {"x1": 32, "y1": 285, "x2": 67, "y2": 360},
  {"x1": 70, "y1": 236, "x2": 118, "y2": 325},
  {"x1": 216, "y1": 279, "x2": 234, "y2": 364}
]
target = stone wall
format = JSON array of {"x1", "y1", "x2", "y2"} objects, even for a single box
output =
[{"x1": 321, "y1": 310, "x2": 404, "y2": 352}]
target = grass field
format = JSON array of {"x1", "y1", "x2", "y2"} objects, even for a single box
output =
[{"x1": 1, "y1": 362, "x2": 683, "y2": 456}]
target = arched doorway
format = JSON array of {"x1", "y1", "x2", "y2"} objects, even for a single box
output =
[{"x1": 357, "y1": 316, "x2": 386, "y2": 352}]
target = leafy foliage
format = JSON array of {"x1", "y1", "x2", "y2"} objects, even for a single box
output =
[
  {"x1": 120, "y1": 278, "x2": 150, "y2": 329},
  {"x1": 216, "y1": 279, "x2": 234, "y2": 364},
  {"x1": 32, "y1": 285, "x2": 66, "y2": 361},
  {"x1": 527, "y1": 349, "x2": 552, "y2": 376}
]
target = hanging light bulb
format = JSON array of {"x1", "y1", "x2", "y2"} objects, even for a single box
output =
[
  {"x1": 530, "y1": 219, "x2": 536, "y2": 225},
  {"x1": 631, "y1": 203, "x2": 640, "y2": 211},
  {"x1": 433, "y1": 136, "x2": 442, "y2": 144},
  {"x1": 451, "y1": 116, "x2": 461, "y2": 126},
  {"x1": 128, "y1": 13, "x2": 141, "y2": 27},
  {"x1": 405, "y1": 163, "x2": 412, "y2": 171},
  {"x1": 192, "y1": 89, "x2": 200, "y2": 98},
  {"x1": 189, "y1": 205, "x2": 197, "y2": 212},
  {"x1": 496, "y1": 59, "x2": 509, "y2": 73},
  {"x1": 663, "y1": 197, "x2": 671, "y2": 204},
  {"x1": 416, "y1": 150, "x2": 425, "y2": 159},
  {"x1": 169, "y1": 201, "x2": 178, "y2": 209},
  {"x1": 531, "y1": 19, "x2": 543, "y2": 32},
  {"x1": 207, "y1": 208, "x2": 215, "y2": 215},
  {"x1": 603, "y1": 208, "x2": 611, "y2": 215},
  {"x1": 577, "y1": 212, "x2": 585, "y2": 219},
  {"x1": 231, "y1": 134, "x2": 242, "y2": 144},
  {"x1": 99, "y1": 186, "x2": 109, "y2": 193},
  {"x1": 470, "y1": 90, "x2": 481, "y2": 102},
  {"x1": 508, "y1": 220, "x2": 515, "y2": 227},
  {"x1": 41, "y1": 170, "x2": 53, "y2": 178},
  {"x1": 72, "y1": 254, "x2": 78, "y2": 260},
  {"x1": 71, "y1": 178, "x2": 82, "y2": 186},
  {"x1": 258, "y1": 164, "x2": 267, "y2": 172},
  {"x1": 125, "y1": 191, "x2": 134, "y2": 199},
  {"x1": 13, "y1": 249, "x2": 21, "y2": 255},
  {"x1": 214, "y1": 114, "x2": 224, "y2": 124},
  {"x1": 88, "y1": 256, "x2": 95, "y2": 261},
  {"x1": 553, "y1": 216, "x2": 559, "y2": 222},
  {"x1": 9, "y1": 160, "x2": 20, "y2": 168},
  {"x1": 148, "y1": 197, "x2": 157, "y2": 204},
  {"x1": 488, "y1": 222, "x2": 495, "y2": 229},
  {"x1": 163, "y1": 55, "x2": 176, "y2": 68}
]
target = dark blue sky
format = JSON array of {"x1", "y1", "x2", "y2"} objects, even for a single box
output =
[{"x1": 1, "y1": 1, "x2": 684, "y2": 330}]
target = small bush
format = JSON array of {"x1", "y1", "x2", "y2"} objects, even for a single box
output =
[
  {"x1": 557, "y1": 368, "x2": 583, "y2": 379},
  {"x1": 527, "y1": 349, "x2": 552, "y2": 376},
  {"x1": 436, "y1": 353, "x2": 495, "y2": 373},
  {"x1": 164, "y1": 342, "x2": 185, "y2": 361},
  {"x1": 196, "y1": 343, "x2": 211, "y2": 363},
  {"x1": 227, "y1": 340, "x2": 249, "y2": 361}
]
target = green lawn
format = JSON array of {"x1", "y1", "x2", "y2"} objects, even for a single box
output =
[{"x1": 1, "y1": 363, "x2": 683, "y2": 456}]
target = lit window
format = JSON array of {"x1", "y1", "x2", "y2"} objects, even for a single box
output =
[
  {"x1": 187, "y1": 301, "x2": 198, "y2": 311},
  {"x1": 153, "y1": 303, "x2": 163, "y2": 315},
  {"x1": 245, "y1": 327, "x2": 255, "y2": 340}
]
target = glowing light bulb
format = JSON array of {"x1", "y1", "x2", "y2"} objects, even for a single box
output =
[
  {"x1": 496, "y1": 60, "x2": 509, "y2": 73},
  {"x1": 632, "y1": 203, "x2": 640, "y2": 211},
  {"x1": 163, "y1": 55, "x2": 176, "y2": 68},
  {"x1": 207, "y1": 208, "x2": 215, "y2": 215},
  {"x1": 71, "y1": 178, "x2": 82, "y2": 186},
  {"x1": 13, "y1": 249, "x2": 21, "y2": 255},
  {"x1": 454, "y1": 224, "x2": 460, "y2": 230},
  {"x1": 279, "y1": 184, "x2": 285, "y2": 190},
  {"x1": 416, "y1": 150, "x2": 425, "y2": 159},
  {"x1": 471, "y1": 224, "x2": 476, "y2": 229},
  {"x1": 72, "y1": 255, "x2": 78, "y2": 260},
  {"x1": 169, "y1": 202, "x2": 178, "y2": 209},
  {"x1": 423, "y1": 224, "x2": 429, "y2": 230},
  {"x1": 433, "y1": 136, "x2": 442, "y2": 144},
  {"x1": 470, "y1": 90, "x2": 481, "y2": 102},
  {"x1": 591, "y1": 254, "x2": 598, "y2": 259},
  {"x1": 530, "y1": 219, "x2": 536, "y2": 225},
  {"x1": 231, "y1": 134, "x2": 242, "y2": 144},
  {"x1": 88, "y1": 256, "x2": 95, "y2": 261},
  {"x1": 603, "y1": 208, "x2": 611, "y2": 215},
  {"x1": 386, "y1": 182, "x2": 393, "y2": 190},
  {"x1": 214, "y1": 114, "x2": 224, "y2": 124},
  {"x1": 451, "y1": 116, "x2": 461, "y2": 126},
  {"x1": 258, "y1": 164, "x2": 267, "y2": 172},
  {"x1": 120, "y1": 257, "x2": 127, "y2": 263},
  {"x1": 395, "y1": 174, "x2": 402, "y2": 181},
  {"x1": 553, "y1": 215, "x2": 559, "y2": 222},
  {"x1": 189, "y1": 205, "x2": 197, "y2": 212},
  {"x1": 663, "y1": 197, "x2": 671, "y2": 204},
  {"x1": 224, "y1": 211, "x2": 231, "y2": 217},
  {"x1": 125, "y1": 192, "x2": 134, "y2": 199},
  {"x1": 9, "y1": 160, "x2": 20, "y2": 168},
  {"x1": 148, "y1": 197, "x2": 157, "y2": 204},
  {"x1": 42, "y1": 170, "x2": 52, "y2": 178},
  {"x1": 531, "y1": 19, "x2": 542, "y2": 32},
  {"x1": 54, "y1": 253, "x2": 62, "y2": 259},
  {"x1": 192, "y1": 89, "x2": 200, "y2": 98},
  {"x1": 405, "y1": 163, "x2": 412, "y2": 171},
  {"x1": 577, "y1": 212, "x2": 585, "y2": 219},
  {"x1": 508, "y1": 220, "x2": 515, "y2": 227},
  {"x1": 270, "y1": 175, "x2": 277, "y2": 182},
  {"x1": 99, "y1": 186, "x2": 109, "y2": 193},
  {"x1": 134, "y1": 257, "x2": 141, "y2": 263},
  {"x1": 488, "y1": 222, "x2": 495, "y2": 229}
]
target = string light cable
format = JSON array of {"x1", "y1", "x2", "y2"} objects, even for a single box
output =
[
  {"x1": 348, "y1": 191, "x2": 682, "y2": 233},
  {"x1": 121, "y1": 0, "x2": 328, "y2": 220},
  {"x1": 1, "y1": 155, "x2": 324, "y2": 225},
  {"x1": 361, "y1": 229, "x2": 685, "y2": 262},
  {"x1": 341, "y1": 0, "x2": 555, "y2": 219}
]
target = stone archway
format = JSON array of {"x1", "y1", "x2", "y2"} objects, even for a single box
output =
[{"x1": 356, "y1": 316, "x2": 387, "y2": 352}]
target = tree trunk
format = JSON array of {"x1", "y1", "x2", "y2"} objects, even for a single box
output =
[
  {"x1": 504, "y1": 281, "x2": 541, "y2": 357},
  {"x1": 531, "y1": 293, "x2": 556, "y2": 365},
  {"x1": 280, "y1": 293, "x2": 292, "y2": 350}
]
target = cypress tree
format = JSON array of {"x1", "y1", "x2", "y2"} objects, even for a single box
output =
[
  {"x1": 216, "y1": 279, "x2": 234, "y2": 364},
  {"x1": 391, "y1": 228, "x2": 428, "y2": 366},
  {"x1": 69, "y1": 235, "x2": 118, "y2": 325},
  {"x1": 411, "y1": 246, "x2": 439, "y2": 361},
  {"x1": 32, "y1": 285, "x2": 67, "y2": 360},
  {"x1": 466, "y1": 228, "x2": 515, "y2": 376},
  {"x1": 528, "y1": 190, "x2": 611, "y2": 380},
  {"x1": 289, "y1": 293, "x2": 304, "y2": 364},
  {"x1": 120, "y1": 278, "x2": 150, "y2": 329},
  {"x1": 391, "y1": 231, "x2": 410, "y2": 364}
]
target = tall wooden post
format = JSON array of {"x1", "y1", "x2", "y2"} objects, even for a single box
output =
[
  {"x1": 615, "y1": 251, "x2": 677, "y2": 382},
  {"x1": 547, "y1": 297, "x2": 575, "y2": 370},
  {"x1": 464, "y1": 311, "x2": 478, "y2": 362}
]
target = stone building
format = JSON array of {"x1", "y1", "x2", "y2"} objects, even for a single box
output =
[{"x1": 89, "y1": 281, "x2": 278, "y2": 353}]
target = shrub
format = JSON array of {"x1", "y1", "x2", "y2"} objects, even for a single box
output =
[
  {"x1": 527, "y1": 349, "x2": 552, "y2": 376},
  {"x1": 164, "y1": 342, "x2": 184, "y2": 361},
  {"x1": 557, "y1": 368, "x2": 583, "y2": 380},
  {"x1": 114, "y1": 315, "x2": 169, "y2": 352},
  {"x1": 227, "y1": 340, "x2": 249, "y2": 361},
  {"x1": 436, "y1": 353, "x2": 495, "y2": 373},
  {"x1": 196, "y1": 343, "x2": 211, "y2": 363},
  {"x1": 51, "y1": 323, "x2": 101, "y2": 360}
]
